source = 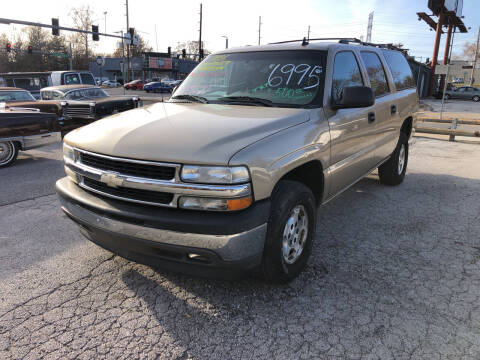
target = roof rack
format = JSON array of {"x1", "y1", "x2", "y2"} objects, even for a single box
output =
[{"x1": 268, "y1": 38, "x2": 408, "y2": 54}]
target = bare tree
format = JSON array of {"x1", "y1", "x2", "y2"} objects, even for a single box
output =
[
  {"x1": 460, "y1": 41, "x2": 479, "y2": 60},
  {"x1": 112, "y1": 34, "x2": 152, "y2": 58},
  {"x1": 69, "y1": 5, "x2": 97, "y2": 69},
  {"x1": 175, "y1": 41, "x2": 209, "y2": 60}
]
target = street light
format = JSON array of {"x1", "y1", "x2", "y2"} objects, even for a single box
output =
[
  {"x1": 103, "y1": 11, "x2": 107, "y2": 34},
  {"x1": 221, "y1": 35, "x2": 228, "y2": 49}
]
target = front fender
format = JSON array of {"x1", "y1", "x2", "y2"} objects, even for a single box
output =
[{"x1": 229, "y1": 109, "x2": 330, "y2": 201}]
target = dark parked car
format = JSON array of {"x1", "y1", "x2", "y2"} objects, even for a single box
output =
[
  {"x1": 143, "y1": 81, "x2": 172, "y2": 93},
  {"x1": 444, "y1": 86, "x2": 480, "y2": 102},
  {"x1": 0, "y1": 87, "x2": 63, "y2": 117},
  {"x1": 40, "y1": 85, "x2": 140, "y2": 131},
  {"x1": 0, "y1": 107, "x2": 60, "y2": 167},
  {"x1": 124, "y1": 80, "x2": 145, "y2": 90}
]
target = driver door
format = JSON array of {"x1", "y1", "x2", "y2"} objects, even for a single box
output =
[{"x1": 326, "y1": 50, "x2": 378, "y2": 197}]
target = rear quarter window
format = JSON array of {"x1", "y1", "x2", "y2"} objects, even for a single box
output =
[{"x1": 382, "y1": 50, "x2": 415, "y2": 91}]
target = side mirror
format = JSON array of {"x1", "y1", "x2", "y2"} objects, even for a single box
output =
[{"x1": 331, "y1": 86, "x2": 375, "y2": 110}]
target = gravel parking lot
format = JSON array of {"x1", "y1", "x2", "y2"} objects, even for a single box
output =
[{"x1": 1, "y1": 137, "x2": 480, "y2": 359}]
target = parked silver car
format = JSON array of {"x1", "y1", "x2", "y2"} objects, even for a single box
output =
[
  {"x1": 57, "y1": 38, "x2": 418, "y2": 283},
  {"x1": 445, "y1": 86, "x2": 480, "y2": 102}
]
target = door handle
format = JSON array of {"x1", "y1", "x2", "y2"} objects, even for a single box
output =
[
  {"x1": 368, "y1": 112, "x2": 375, "y2": 123},
  {"x1": 391, "y1": 104, "x2": 397, "y2": 115}
]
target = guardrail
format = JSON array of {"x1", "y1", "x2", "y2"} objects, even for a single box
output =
[{"x1": 416, "y1": 117, "x2": 480, "y2": 141}]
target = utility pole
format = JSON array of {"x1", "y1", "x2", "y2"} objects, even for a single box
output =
[
  {"x1": 258, "y1": 16, "x2": 262, "y2": 45},
  {"x1": 470, "y1": 25, "x2": 480, "y2": 85},
  {"x1": 198, "y1": 3, "x2": 203, "y2": 61},
  {"x1": 125, "y1": 0, "x2": 130, "y2": 83},
  {"x1": 307, "y1": 25, "x2": 310, "y2": 41},
  {"x1": 69, "y1": 42, "x2": 72, "y2": 70},
  {"x1": 429, "y1": 11, "x2": 444, "y2": 96},
  {"x1": 366, "y1": 12, "x2": 374, "y2": 42}
]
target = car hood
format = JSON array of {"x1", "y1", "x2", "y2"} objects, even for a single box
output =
[
  {"x1": 6, "y1": 100, "x2": 62, "y2": 115},
  {"x1": 65, "y1": 102, "x2": 310, "y2": 165}
]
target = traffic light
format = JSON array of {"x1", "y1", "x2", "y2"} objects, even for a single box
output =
[
  {"x1": 168, "y1": 46, "x2": 171, "y2": 57},
  {"x1": 92, "y1": 25, "x2": 99, "y2": 41},
  {"x1": 52, "y1": 18, "x2": 59, "y2": 36},
  {"x1": 199, "y1": 48, "x2": 204, "y2": 59},
  {"x1": 6, "y1": 43, "x2": 11, "y2": 52},
  {"x1": 128, "y1": 28, "x2": 135, "y2": 45},
  {"x1": 27, "y1": 45, "x2": 33, "y2": 54},
  {"x1": 182, "y1": 49, "x2": 186, "y2": 58}
]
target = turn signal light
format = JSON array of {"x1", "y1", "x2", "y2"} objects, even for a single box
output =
[{"x1": 227, "y1": 196, "x2": 252, "y2": 211}]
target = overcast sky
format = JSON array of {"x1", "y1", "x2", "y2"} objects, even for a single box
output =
[{"x1": 1, "y1": 0, "x2": 479, "y2": 61}]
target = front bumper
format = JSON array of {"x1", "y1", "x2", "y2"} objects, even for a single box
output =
[{"x1": 56, "y1": 177, "x2": 269, "y2": 278}]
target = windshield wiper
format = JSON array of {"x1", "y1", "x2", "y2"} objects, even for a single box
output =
[
  {"x1": 218, "y1": 96, "x2": 273, "y2": 107},
  {"x1": 170, "y1": 94, "x2": 209, "y2": 103}
]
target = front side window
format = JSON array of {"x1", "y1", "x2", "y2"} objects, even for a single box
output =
[
  {"x1": 382, "y1": 50, "x2": 415, "y2": 91},
  {"x1": 360, "y1": 51, "x2": 389, "y2": 97},
  {"x1": 173, "y1": 50, "x2": 327, "y2": 107},
  {"x1": 331, "y1": 51, "x2": 364, "y2": 102},
  {"x1": 64, "y1": 74, "x2": 80, "y2": 85}
]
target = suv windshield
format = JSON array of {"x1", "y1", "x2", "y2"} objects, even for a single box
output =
[
  {"x1": 173, "y1": 50, "x2": 327, "y2": 107},
  {"x1": 65, "y1": 88, "x2": 109, "y2": 100}
]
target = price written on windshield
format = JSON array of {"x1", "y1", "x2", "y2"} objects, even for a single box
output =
[{"x1": 268, "y1": 63, "x2": 323, "y2": 90}]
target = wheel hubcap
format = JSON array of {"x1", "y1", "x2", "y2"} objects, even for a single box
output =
[
  {"x1": 282, "y1": 205, "x2": 309, "y2": 265},
  {"x1": 398, "y1": 144, "x2": 406, "y2": 175},
  {"x1": 0, "y1": 142, "x2": 14, "y2": 165}
]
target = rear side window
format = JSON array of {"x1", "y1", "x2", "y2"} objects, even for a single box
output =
[
  {"x1": 382, "y1": 50, "x2": 415, "y2": 90},
  {"x1": 360, "y1": 52, "x2": 389, "y2": 97},
  {"x1": 80, "y1": 73, "x2": 95, "y2": 85},
  {"x1": 331, "y1": 51, "x2": 364, "y2": 101}
]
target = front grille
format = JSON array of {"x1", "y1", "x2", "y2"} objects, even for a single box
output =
[
  {"x1": 65, "y1": 105, "x2": 92, "y2": 118},
  {"x1": 83, "y1": 177, "x2": 174, "y2": 205},
  {"x1": 80, "y1": 152, "x2": 176, "y2": 181}
]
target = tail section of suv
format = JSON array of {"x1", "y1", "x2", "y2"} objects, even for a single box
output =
[{"x1": 56, "y1": 38, "x2": 418, "y2": 283}]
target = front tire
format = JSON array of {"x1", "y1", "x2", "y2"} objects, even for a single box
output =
[
  {"x1": 473, "y1": 95, "x2": 480, "y2": 102},
  {"x1": 378, "y1": 133, "x2": 408, "y2": 186},
  {"x1": 0, "y1": 141, "x2": 19, "y2": 168},
  {"x1": 262, "y1": 180, "x2": 316, "y2": 284}
]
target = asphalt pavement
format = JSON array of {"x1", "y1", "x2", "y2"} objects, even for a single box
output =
[{"x1": 1, "y1": 138, "x2": 480, "y2": 359}]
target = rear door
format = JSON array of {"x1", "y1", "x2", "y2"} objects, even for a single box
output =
[
  {"x1": 359, "y1": 51, "x2": 398, "y2": 164},
  {"x1": 326, "y1": 50, "x2": 379, "y2": 197}
]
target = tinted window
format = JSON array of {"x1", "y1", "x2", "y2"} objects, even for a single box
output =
[
  {"x1": 80, "y1": 73, "x2": 96, "y2": 85},
  {"x1": 331, "y1": 51, "x2": 363, "y2": 101},
  {"x1": 382, "y1": 50, "x2": 415, "y2": 90},
  {"x1": 360, "y1": 52, "x2": 389, "y2": 97}
]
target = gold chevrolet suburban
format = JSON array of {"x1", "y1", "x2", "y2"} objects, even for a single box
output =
[{"x1": 56, "y1": 39, "x2": 418, "y2": 283}]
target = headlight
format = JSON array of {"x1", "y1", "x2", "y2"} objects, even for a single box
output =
[
  {"x1": 178, "y1": 196, "x2": 252, "y2": 211},
  {"x1": 63, "y1": 143, "x2": 79, "y2": 183},
  {"x1": 181, "y1": 165, "x2": 250, "y2": 184},
  {"x1": 63, "y1": 143, "x2": 75, "y2": 163}
]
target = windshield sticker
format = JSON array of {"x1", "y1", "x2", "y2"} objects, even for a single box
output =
[
  {"x1": 267, "y1": 64, "x2": 323, "y2": 90},
  {"x1": 253, "y1": 82, "x2": 314, "y2": 99},
  {"x1": 197, "y1": 55, "x2": 231, "y2": 72}
]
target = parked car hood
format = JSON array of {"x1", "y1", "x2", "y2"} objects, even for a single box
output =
[
  {"x1": 6, "y1": 100, "x2": 62, "y2": 116},
  {"x1": 65, "y1": 102, "x2": 310, "y2": 164}
]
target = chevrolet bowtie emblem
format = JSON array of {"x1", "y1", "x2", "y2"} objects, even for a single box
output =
[{"x1": 100, "y1": 173, "x2": 124, "y2": 188}]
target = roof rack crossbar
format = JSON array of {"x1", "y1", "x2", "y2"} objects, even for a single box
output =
[{"x1": 268, "y1": 38, "x2": 408, "y2": 53}]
